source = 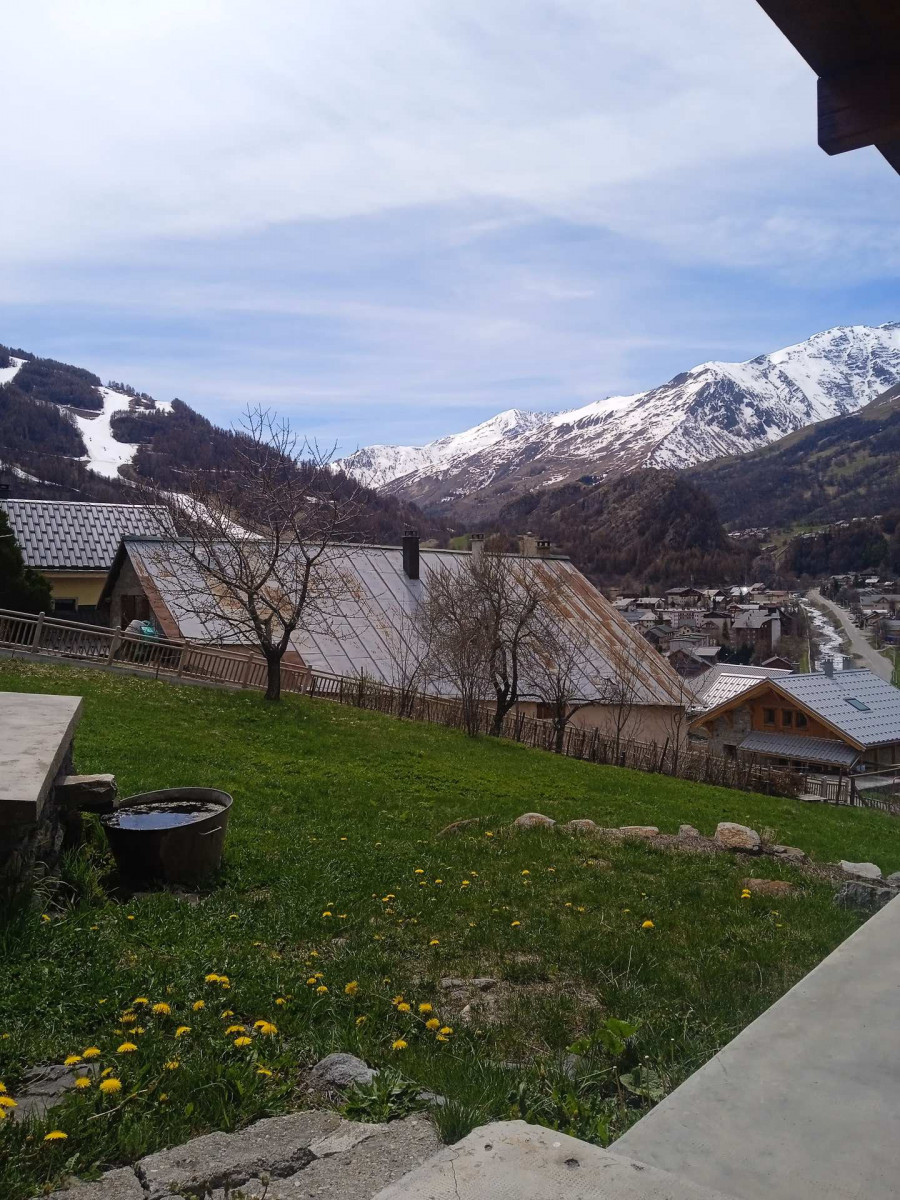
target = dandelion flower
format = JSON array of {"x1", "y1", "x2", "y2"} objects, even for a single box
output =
[
  {"x1": 229, "y1": 913, "x2": 239, "y2": 920},
  {"x1": 152, "y1": 1002, "x2": 171, "y2": 1016},
  {"x1": 164, "y1": 1060, "x2": 180, "y2": 1070},
  {"x1": 219, "y1": 977, "x2": 231, "y2": 988},
  {"x1": 100, "y1": 1067, "x2": 114, "y2": 1078},
  {"x1": 225, "y1": 1024, "x2": 246, "y2": 1035},
  {"x1": 306, "y1": 977, "x2": 318, "y2": 986},
  {"x1": 521, "y1": 870, "x2": 530, "y2": 876},
  {"x1": 344, "y1": 981, "x2": 359, "y2": 996},
  {"x1": 205, "y1": 973, "x2": 221, "y2": 983},
  {"x1": 439, "y1": 1026, "x2": 453, "y2": 1036},
  {"x1": 316, "y1": 985, "x2": 329, "y2": 995},
  {"x1": 511, "y1": 921, "x2": 521, "y2": 927},
  {"x1": 275, "y1": 997, "x2": 286, "y2": 1006},
  {"x1": 0, "y1": 1082, "x2": 6, "y2": 1093},
  {"x1": 425, "y1": 1018, "x2": 440, "y2": 1031},
  {"x1": 391, "y1": 1039, "x2": 408, "y2": 1051},
  {"x1": 434, "y1": 879, "x2": 443, "y2": 885},
  {"x1": 322, "y1": 911, "x2": 333, "y2": 918},
  {"x1": 0, "y1": 1096, "x2": 18, "y2": 1109},
  {"x1": 192, "y1": 1000, "x2": 205, "y2": 1012},
  {"x1": 460, "y1": 881, "x2": 470, "y2": 888},
  {"x1": 41, "y1": 914, "x2": 51, "y2": 923},
  {"x1": 355, "y1": 1015, "x2": 368, "y2": 1027},
  {"x1": 74, "y1": 1077, "x2": 92, "y2": 1090},
  {"x1": 485, "y1": 831, "x2": 494, "y2": 838},
  {"x1": 414, "y1": 868, "x2": 424, "y2": 875},
  {"x1": 641, "y1": 920, "x2": 655, "y2": 930},
  {"x1": 429, "y1": 939, "x2": 440, "y2": 947},
  {"x1": 64, "y1": 1055, "x2": 82, "y2": 1066},
  {"x1": 174, "y1": 1026, "x2": 191, "y2": 1039},
  {"x1": 44, "y1": 1130, "x2": 68, "y2": 1140},
  {"x1": 221, "y1": 1009, "x2": 235, "y2": 1019},
  {"x1": 418, "y1": 1003, "x2": 433, "y2": 1014},
  {"x1": 82, "y1": 1047, "x2": 101, "y2": 1060},
  {"x1": 117, "y1": 1042, "x2": 138, "y2": 1053},
  {"x1": 396, "y1": 1002, "x2": 411, "y2": 1013},
  {"x1": 99, "y1": 1078, "x2": 122, "y2": 1095},
  {"x1": 133, "y1": 997, "x2": 149, "y2": 1007},
  {"x1": 120, "y1": 1012, "x2": 137, "y2": 1025},
  {"x1": 256, "y1": 1022, "x2": 278, "y2": 1036},
  {"x1": 256, "y1": 1067, "x2": 273, "y2": 1077},
  {"x1": 436, "y1": 1034, "x2": 449, "y2": 1043},
  {"x1": 234, "y1": 1036, "x2": 252, "y2": 1047}
]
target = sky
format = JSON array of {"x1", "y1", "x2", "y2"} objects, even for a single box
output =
[{"x1": 1, "y1": 0, "x2": 898, "y2": 454}]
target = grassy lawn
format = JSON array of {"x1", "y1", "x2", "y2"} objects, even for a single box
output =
[{"x1": 0, "y1": 659, "x2": 896, "y2": 1197}]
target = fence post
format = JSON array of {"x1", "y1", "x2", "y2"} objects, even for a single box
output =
[
  {"x1": 106, "y1": 629, "x2": 121, "y2": 665},
  {"x1": 31, "y1": 612, "x2": 45, "y2": 652},
  {"x1": 240, "y1": 651, "x2": 254, "y2": 687},
  {"x1": 176, "y1": 643, "x2": 188, "y2": 678}
]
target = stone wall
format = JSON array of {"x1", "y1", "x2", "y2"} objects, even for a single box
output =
[{"x1": 0, "y1": 745, "x2": 74, "y2": 897}]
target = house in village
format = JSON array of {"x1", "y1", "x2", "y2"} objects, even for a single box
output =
[
  {"x1": 98, "y1": 532, "x2": 689, "y2": 745},
  {"x1": 690, "y1": 663, "x2": 900, "y2": 777},
  {"x1": 1, "y1": 500, "x2": 173, "y2": 617},
  {"x1": 730, "y1": 607, "x2": 782, "y2": 657}
]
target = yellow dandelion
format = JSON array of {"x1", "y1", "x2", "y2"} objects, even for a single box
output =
[
  {"x1": 641, "y1": 920, "x2": 655, "y2": 930},
  {"x1": 0, "y1": 1082, "x2": 6, "y2": 1093},
  {"x1": 228, "y1": 913, "x2": 239, "y2": 920},
  {"x1": 521, "y1": 869, "x2": 530, "y2": 876},
  {"x1": 174, "y1": 1026, "x2": 191, "y2": 1039},
  {"x1": 355, "y1": 1015, "x2": 368, "y2": 1027},
  {"x1": 192, "y1": 1000, "x2": 205, "y2": 1012},
  {"x1": 434, "y1": 879, "x2": 443, "y2": 885},
  {"x1": 414, "y1": 868, "x2": 424, "y2": 875},
  {"x1": 511, "y1": 920, "x2": 521, "y2": 927},
  {"x1": 439, "y1": 1026, "x2": 453, "y2": 1036},
  {"x1": 74, "y1": 1077, "x2": 92, "y2": 1090},
  {"x1": 100, "y1": 1067, "x2": 114, "y2": 1078},
  {"x1": 82, "y1": 1047, "x2": 101, "y2": 1060},
  {"x1": 225, "y1": 1024, "x2": 246, "y2": 1035},
  {"x1": 0, "y1": 1096, "x2": 18, "y2": 1109},
  {"x1": 275, "y1": 997, "x2": 286, "y2": 1006},
  {"x1": 306, "y1": 977, "x2": 318, "y2": 986},
  {"x1": 164, "y1": 1060, "x2": 180, "y2": 1070},
  {"x1": 322, "y1": 911, "x2": 333, "y2": 918},
  {"x1": 221, "y1": 1009, "x2": 234, "y2": 1018},
  {"x1": 460, "y1": 880, "x2": 470, "y2": 888},
  {"x1": 63, "y1": 1055, "x2": 82, "y2": 1066},
  {"x1": 99, "y1": 1078, "x2": 122, "y2": 1094},
  {"x1": 117, "y1": 1042, "x2": 138, "y2": 1054},
  {"x1": 256, "y1": 1022, "x2": 278, "y2": 1036},
  {"x1": 219, "y1": 977, "x2": 231, "y2": 988},
  {"x1": 485, "y1": 831, "x2": 494, "y2": 838},
  {"x1": 205, "y1": 973, "x2": 221, "y2": 983},
  {"x1": 344, "y1": 981, "x2": 359, "y2": 996},
  {"x1": 418, "y1": 1003, "x2": 433, "y2": 1014},
  {"x1": 391, "y1": 1039, "x2": 408, "y2": 1051},
  {"x1": 120, "y1": 1012, "x2": 137, "y2": 1025},
  {"x1": 429, "y1": 939, "x2": 440, "y2": 947},
  {"x1": 396, "y1": 1002, "x2": 411, "y2": 1013},
  {"x1": 133, "y1": 997, "x2": 149, "y2": 1007},
  {"x1": 44, "y1": 1130, "x2": 68, "y2": 1140},
  {"x1": 316, "y1": 985, "x2": 329, "y2": 995},
  {"x1": 152, "y1": 1002, "x2": 171, "y2": 1016},
  {"x1": 234, "y1": 1036, "x2": 252, "y2": 1047},
  {"x1": 256, "y1": 1067, "x2": 273, "y2": 1076},
  {"x1": 425, "y1": 1018, "x2": 440, "y2": 1031},
  {"x1": 41, "y1": 914, "x2": 51, "y2": 922},
  {"x1": 127, "y1": 915, "x2": 135, "y2": 921}
]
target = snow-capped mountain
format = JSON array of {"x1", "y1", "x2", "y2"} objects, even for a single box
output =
[{"x1": 337, "y1": 323, "x2": 900, "y2": 517}]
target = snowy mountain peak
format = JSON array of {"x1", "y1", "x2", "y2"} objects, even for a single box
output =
[{"x1": 338, "y1": 322, "x2": 900, "y2": 517}]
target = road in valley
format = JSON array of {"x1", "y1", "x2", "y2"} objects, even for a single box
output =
[{"x1": 806, "y1": 589, "x2": 894, "y2": 682}]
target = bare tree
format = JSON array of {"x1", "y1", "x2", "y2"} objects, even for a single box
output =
[
  {"x1": 418, "y1": 561, "x2": 491, "y2": 735},
  {"x1": 140, "y1": 406, "x2": 359, "y2": 701},
  {"x1": 528, "y1": 617, "x2": 595, "y2": 753},
  {"x1": 598, "y1": 633, "x2": 660, "y2": 754},
  {"x1": 380, "y1": 601, "x2": 434, "y2": 718}
]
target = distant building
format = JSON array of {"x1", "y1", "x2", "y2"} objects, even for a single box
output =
[{"x1": 0, "y1": 500, "x2": 173, "y2": 617}]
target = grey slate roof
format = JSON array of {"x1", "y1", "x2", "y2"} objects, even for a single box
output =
[
  {"x1": 693, "y1": 663, "x2": 792, "y2": 711},
  {"x1": 738, "y1": 731, "x2": 860, "y2": 767},
  {"x1": 111, "y1": 537, "x2": 687, "y2": 706},
  {"x1": 1, "y1": 500, "x2": 174, "y2": 571},
  {"x1": 774, "y1": 670, "x2": 900, "y2": 748}
]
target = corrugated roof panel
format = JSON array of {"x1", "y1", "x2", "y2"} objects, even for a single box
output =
[
  {"x1": 738, "y1": 731, "x2": 860, "y2": 767},
  {"x1": 775, "y1": 670, "x2": 900, "y2": 747},
  {"x1": 1, "y1": 501, "x2": 174, "y2": 571}
]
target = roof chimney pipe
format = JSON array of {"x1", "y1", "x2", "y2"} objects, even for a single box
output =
[
  {"x1": 402, "y1": 528, "x2": 420, "y2": 580},
  {"x1": 823, "y1": 658, "x2": 834, "y2": 678},
  {"x1": 470, "y1": 532, "x2": 485, "y2": 566},
  {"x1": 537, "y1": 539, "x2": 551, "y2": 558}
]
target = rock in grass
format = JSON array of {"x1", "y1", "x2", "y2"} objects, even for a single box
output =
[
  {"x1": 678, "y1": 824, "x2": 701, "y2": 838},
  {"x1": 512, "y1": 812, "x2": 556, "y2": 830},
  {"x1": 562, "y1": 818, "x2": 600, "y2": 835},
  {"x1": 619, "y1": 825, "x2": 659, "y2": 838},
  {"x1": 38, "y1": 1167, "x2": 146, "y2": 1200},
  {"x1": 834, "y1": 881, "x2": 895, "y2": 912},
  {"x1": 438, "y1": 817, "x2": 481, "y2": 837},
  {"x1": 309, "y1": 1053, "x2": 376, "y2": 1089},
  {"x1": 839, "y1": 860, "x2": 882, "y2": 881},
  {"x1": 771, "y1": 844, "x2": 808, "y2": 864},
  {"x1": 714, "y1": 822, "x2": 761, "y2": 853},
  {"x1": 741, "y1": 878, "x2": 799, "y2": 898},
  {"x1": 13, "y1": 1062, "x2": 100, "y2": 1122},
  {"x1": 886, "y1": 871, "x2": 900, "y2": 888}
]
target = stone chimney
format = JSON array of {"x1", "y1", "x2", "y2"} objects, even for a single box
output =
[
  {"x1": 521, "y1": 532, "x2": 538, "y2": 558},
  {"x1": 823, "y1": 658, "x2": 834, "y2": 678},
  {"x1": 470, "y1": 533, "x2": 485, "y2": 566},
  {"x1": 402, "y1": 529, "x2": 420, "y2": 580},
  {"x1": 537, "y1": 539, "x2": 551, "y2": 558}
]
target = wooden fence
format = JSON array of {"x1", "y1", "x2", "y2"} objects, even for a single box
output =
[{"x1": 0, "y1": 605, "x2": 876, "y2": 806}]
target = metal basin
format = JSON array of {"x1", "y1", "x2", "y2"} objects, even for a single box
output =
[{"x1": 101, "y1": 787, "x2": 232, "y2": 884}]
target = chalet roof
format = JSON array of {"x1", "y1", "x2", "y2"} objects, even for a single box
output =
[
  {"x1": 774, "y1": 670, "x2": 900, "y2": 748},
  {"x1": 738, "y1": 731, "x2": 860, "y2": 767},
  {"x1": 107, "y1": 537, "x2": 686, "y2": 706},
  {"x1": 1, "y1": 500, "x2": 174, "y2": 572},
  {"x1": 692, "y1": 663, "x2": 792, "y2": 711},
  {"x1": 732, "y1": 609, "x2": 777, "y2": 630}
]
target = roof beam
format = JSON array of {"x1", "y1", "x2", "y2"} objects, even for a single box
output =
[{"x1": 818, "y1": 66, "x2": 900, "y2": 155}]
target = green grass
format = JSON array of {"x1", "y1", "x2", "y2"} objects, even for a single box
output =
[{"x1": 0, "y1": 659, "x2": 895, "y2": 1196}]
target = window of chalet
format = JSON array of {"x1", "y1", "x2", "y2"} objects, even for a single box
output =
[
  {"x1": 782, "y1": 710, "x2": 793, "y2": 728},
  {"x1": 796, "y1": 712, "x2": 808, "y2": 729},
  {"x1": 763, "y1": 708, "x2": 776, "y2": 726}
]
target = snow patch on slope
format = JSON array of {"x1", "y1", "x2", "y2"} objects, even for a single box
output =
[
  {"x1": 0, "y1": 356, "x2": 25, "y2": 387},
  {"x1": 69, "y1": 388, "x2": 140, "y2": 479}
]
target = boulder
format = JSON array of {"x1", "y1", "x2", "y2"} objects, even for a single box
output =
[
  {"x1": 741, "y1": 878, "x2": 799, "y2": 898},
  {"x1": 886, "y1": 871, "x2": 900, "y2": 888},
  {"x1": 512, "y1": 812, "x2": 556, "y2": 831},
  {"x1": 438, "y1": 817, "x2": 481, "y2": 837},
  {"x1": 13, "y1": 1062, "x2": 100, "y2": 1121},
  {"x1": 308, "y1": 1053, "x2": 376, "y2": 1089},
  {"x1": 839, "y1": 860, "x2": 882, "y2": 881},
  {"x1": 561, "y1": 819, "x2": 600, "y2": 835},
  {"x1": 834, "y1": 881, "x2": 896, "y2": 912},
  {"x1": 38, "y1": 1168, "x2": 145, "y2": 1200},
  {"x1": 714, "y1": 822, "x2": 761, "y2": 853},
  {"x1": 678, "y1": 824, "x2": 701, "y2": 838},
  {"x1": 619, "y1": 825, "x2": 659, "y2": 838},
  {"x1": 770, "y1": 844, "x2": 809, "y2": 864},
  {"x1": 55, "y1": 773, "x2": 118, "y2": 814}
]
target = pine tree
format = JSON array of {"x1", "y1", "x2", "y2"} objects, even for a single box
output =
[{"x1": 0, "y1": 510, "x2": 53, "y2": 612}]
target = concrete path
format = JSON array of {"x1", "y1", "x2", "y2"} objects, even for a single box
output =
[
  {"x1": 807, "y1": 589, "x2": 894, "y2": 681},
  {"x1": 613, "y1": 893, "x2": 900, "y2": 1200}
]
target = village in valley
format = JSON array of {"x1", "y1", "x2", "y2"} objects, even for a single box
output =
[{"x1": 3, "y1": 3, "x2": 900, "y2": 1200}]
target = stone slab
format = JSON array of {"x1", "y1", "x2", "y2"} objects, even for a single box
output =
[
  {"x1": 373, "y1": 1121, "x2": 738, "y2": 1200},
  {"x1": 614, "y1": 893, "x2": 900, "y2": 1200},
  {"x1": 0, "y1": 692, "x2": 83, "y2": 823},
  {"x1": 39, "y1": 1167, "x2": 144, "y2": 1200}
]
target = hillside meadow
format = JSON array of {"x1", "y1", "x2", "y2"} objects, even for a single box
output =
[{"x1": 1, "y1": 659, "x2": 895, "y2": 1198}]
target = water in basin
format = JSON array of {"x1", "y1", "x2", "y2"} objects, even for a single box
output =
[{"x1": 105, "y1": 801, "x2": 223, "y2": 831}]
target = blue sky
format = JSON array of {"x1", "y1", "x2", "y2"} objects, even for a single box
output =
[{"x1": 1, "y1": 1, "x2": 898, "y2": 453}]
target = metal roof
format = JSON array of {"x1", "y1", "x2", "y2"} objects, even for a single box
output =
[
  {"x1": 738, "y1": 731, "x2": 860, "y2": 767},
  {"x1": 112, "y1": 538, "x2": 686, "y2": 706},
  {"x1": 1, "y1": 500, "x2": 174, "y2": 571},
  {"x1": 731, "y1": 609, "x2": 777, "y2": 630},
  {"x1": 774, "y1": 670, "x2": 900, "y2": 748},
  {"x1": 693, "y1": 663, "x2": 792, "y2": 711}
]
